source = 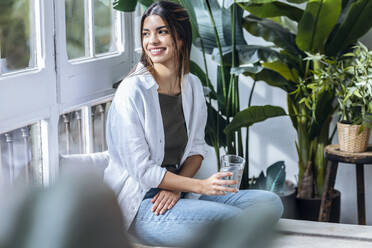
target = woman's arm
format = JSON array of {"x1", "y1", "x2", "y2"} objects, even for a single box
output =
[{"x1": 178, "y1": 154, "x2": 202, "y2": 178}]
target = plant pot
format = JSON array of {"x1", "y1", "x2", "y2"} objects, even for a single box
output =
[
  {"x1": 337, "y1": 122, "x2": 370, "y2": 153},
  {"x1": 296, "y1": 190, "x2": 341, "y2": 223},
  {"x1": 279, "y1": 181, "x2": 299, "y2": 219}
]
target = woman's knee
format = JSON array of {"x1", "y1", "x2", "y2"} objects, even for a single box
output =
[{"x1": 237, "y1": 190, "x2": 283, "y2": 219}]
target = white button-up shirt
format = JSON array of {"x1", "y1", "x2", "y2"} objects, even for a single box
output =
[{"x1": 104, "y1": 65, "x2": 208, "y2": 229}]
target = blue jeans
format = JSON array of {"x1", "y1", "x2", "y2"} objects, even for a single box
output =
[{"x1": 129, "y1": 190, "x2": 283, "y2": 247}]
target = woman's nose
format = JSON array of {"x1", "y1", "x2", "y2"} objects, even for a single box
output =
[{"x1": 149, "y1": 33, "x2": 160, "y2": 44}]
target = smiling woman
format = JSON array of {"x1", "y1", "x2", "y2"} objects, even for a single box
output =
[{"x1": 103, "y1": 1, "x2": 283, "y2": 246}]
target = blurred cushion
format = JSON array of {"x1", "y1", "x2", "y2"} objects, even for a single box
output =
[{"x1": 59, "y1": 151, "x2": 110, "y2": 179}]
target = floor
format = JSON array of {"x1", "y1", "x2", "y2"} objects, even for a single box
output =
[{"x1": 133, "y1": 219, "x2": 372, "y2": 248}]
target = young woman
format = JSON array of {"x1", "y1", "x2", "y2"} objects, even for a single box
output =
[{"x1": 104, "y1": 1, "x2": 283, "y2": 246}]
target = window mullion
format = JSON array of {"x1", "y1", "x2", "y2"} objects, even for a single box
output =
[
  {"x1": 34, "y1": 0, "x2": 44, "y2": 68},
  {"x1": 85, "y1": 0, "x2": 94, "y2": 57}
]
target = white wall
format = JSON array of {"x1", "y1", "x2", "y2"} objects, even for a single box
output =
[{"x1": 192, "y1": 29, "x2": 372, "y2": 225}]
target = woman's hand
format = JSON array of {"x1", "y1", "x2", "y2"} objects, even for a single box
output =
[
  {"x1": 200, "y1": 172, "x2": 238, "y2": 195},
  {"x1": 151, "y1": 190, "x2": 181, "y2": 215}
]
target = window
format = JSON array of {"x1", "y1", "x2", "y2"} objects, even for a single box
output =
[
  {"x1": 0, "y1": 0, "x2": 41, "y2": 75},
  {"x1": 0, "y1": 0, "x2": 135, "y2": 186},
  {"x1": 65, "y1": 0, "x2": 122, "y2": 60}
]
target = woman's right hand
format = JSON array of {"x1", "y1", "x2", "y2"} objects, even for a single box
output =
[{"x1": 200, "y1": 172, "x2": 238, "y2": 195}]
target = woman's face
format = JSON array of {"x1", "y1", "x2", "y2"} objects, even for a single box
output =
[{"x1": 142, "y1": 15, "x2": 177, "y2": 67}]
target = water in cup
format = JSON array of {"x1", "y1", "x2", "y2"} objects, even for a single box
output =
[
  {"x1": 220, "y1": 154, "x2": 245, "y2": 192},
  {"x1": 220, "y1": 165, "x2": 243, "y2": 190}
]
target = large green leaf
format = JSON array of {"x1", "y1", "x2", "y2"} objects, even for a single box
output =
[
  {"x1": 224, "y1": 105, "x2": 287, "y2": 133},
  {"x1": 245, "y1": 68, "x2": 296, "y2": 92},
  {"x1": 243, "y1": 15, "x2": 301, "y2": 56},
  {"x1": 239, "y1": 2, "x2": 304, "y2": 22},
  {"x1": 286, "y1": 0, "x2": 308, "y2": 3},
  {"x1": 192, "y1": 0, "x2": 247, "y2": 54},
  {"x1": 266, "y1": 161, "x2": 286, "y2": 192},
  {"x1": 113, "y1": 0, "x2": 153, "y2": 12},
  {"x1": 113, "y1": 0, "x2": 137, "y2": 12},
  {"x1": 211, "y1": 45, "x2": 282, "y2": 65},
  {"x1": 296, "y1": 0, "x2": 342, "y2": 53},
  {"x1": 325, "y1": 0, "x2": 372, "y2": 56},
  {"x1": 225, "y1": 0, "x2": 277, "y2": 8}
]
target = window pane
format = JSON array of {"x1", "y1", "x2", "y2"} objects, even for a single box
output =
[
  {"x1": 91, "y1": 101, "x2": 111, "y2": 152},
  {"x1": 0, "y1": 0, "x2": 35, "y2": 74},
  {"x1": 94, "y1": 0, "x2": 116, "y2": 54},
  {"x1": 65, "y1": 0, "x2": 86, "y2": 59},
  {"x1": 58, "y1": 110, "x2": 84, "y2": 155},
  {"x1": 0, "y1": 123, "x2": 43, "y2": 186}
]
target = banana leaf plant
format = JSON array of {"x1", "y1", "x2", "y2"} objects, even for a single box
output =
[
  {"x1": 113, "y1": 0, "x2": 287, "y2": 189},
  {"x1": 227, "y1": 0, "x2": 372, "y2": 198}
]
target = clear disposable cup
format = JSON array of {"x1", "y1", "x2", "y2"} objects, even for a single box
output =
[{"x1": 220, "y1": 154, "x2": 245, "y2": 193}]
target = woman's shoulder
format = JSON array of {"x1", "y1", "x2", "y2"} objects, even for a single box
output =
[
  {"x1": 186, "y1": 73, "x2": 205, "y2": 95},
  {"x1": 116, "y1": 69, "x2": 154, "y2": 98},
  {"x1": 186, "y1": 73, "x2": 203, "y2": 88}
]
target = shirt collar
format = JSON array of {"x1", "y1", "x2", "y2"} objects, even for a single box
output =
[{"x1": 132, "y1": 63, "x2": 156, "y2": 90}]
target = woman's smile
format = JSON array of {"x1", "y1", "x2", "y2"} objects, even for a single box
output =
[{"x1": 149, "y1": 47, "x2": 167, "y2": 56}]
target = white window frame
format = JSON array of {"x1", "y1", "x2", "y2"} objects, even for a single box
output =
[{"x1": 0, "y1": 0, "x2": 135, "y2": 186}]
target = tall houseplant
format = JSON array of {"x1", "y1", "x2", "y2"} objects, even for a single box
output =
[
  {"x1": 229, "y1": 0, "x2": 372, "y2": 198},
  {"x1": 114, "y1": 0, "x2": 287, "y2": 189}
]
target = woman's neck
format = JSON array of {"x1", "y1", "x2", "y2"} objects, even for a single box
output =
[{"x1": 153, "y1": 63, "x2": 180, "y2": 95}]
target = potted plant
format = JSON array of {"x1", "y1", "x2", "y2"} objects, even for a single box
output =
[
  {"x1": 335, "y1": 42, "x2": 372, "y2": 153},
  {"x1": 233, "y1": 0, "x2": 372, "y2": 221}
]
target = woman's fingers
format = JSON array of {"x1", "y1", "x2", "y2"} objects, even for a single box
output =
[
  {"x1": 160, "y1": 199, "x2": 173, "y2": 214},
  {"x1": 151, "y1": 193, "x2": 165, "y2": 212},
  {"x1": 168, "y1": 199, "x2": 177, "y2": 210},
  {"x1": 216, "y1": 172, "x2": 233, "y2": 179},
  {"x1": 154, "y1": 198, "x2": 168, "y2": 215},
  {"x1": 151, "y1": 192, "x2": 160, "y2": 203},
  {"x1": 217, "y1": 179, "x2": 238, "y2": 186},
  {"x1": 214, "y1": 185, "x2": 238, "y2": 193},
  {"x1": 151, "y1": 191, "x2": 180, "y2": 215}
]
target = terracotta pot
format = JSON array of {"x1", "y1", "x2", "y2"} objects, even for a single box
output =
[
  {"x1": 337, "y1": 122, "x2": 370, "y2": 153},
  {"x1": 296, "y1": 190, "x2": 341, "y2": 223}
]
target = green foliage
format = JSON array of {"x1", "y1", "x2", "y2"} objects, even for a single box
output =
[
  {"x1": 239, "y1": 1, "x2": 303, "y2": 22},
  {"x1": 240, "y1": 0, "x2": 372, "y2": 197},
  {"x1": 113, "y1": 0, "x2": 153, "y2": 12},
  {"x1": 334, "y1": 42, "x2": 372, "y2": 129},
  {"x1": 250, "y1": 161, "x2": 286, "y2": 194},
  {"x1": 224, "y1": 105, "x2": 286, "y2": 134},
  {"x1": 0, "y1": 0, "x2": 30, "y2": 70},
  {"x1": 326, "y1": 0, "x2": 372, "y2": 56},
  {"x1": 296, "y1": 0, "x2": 342, "y2": 53}
]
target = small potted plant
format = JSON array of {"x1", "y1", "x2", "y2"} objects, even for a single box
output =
[{"x1": 335, "y1": 42, "x2": 372, "y2": 153}]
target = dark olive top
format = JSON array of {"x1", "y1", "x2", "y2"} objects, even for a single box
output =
[{"x1": 158, "y1": 92, "x2": 188, "y2": 174}]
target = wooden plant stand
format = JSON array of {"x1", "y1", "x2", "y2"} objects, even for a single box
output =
[{"x1": 319, "y1": 144, "x2": 372, "y2": 225}]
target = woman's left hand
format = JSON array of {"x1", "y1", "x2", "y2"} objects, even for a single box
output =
[{"x1": 151, "y1": 190, "x2": 181, "y2": 215}]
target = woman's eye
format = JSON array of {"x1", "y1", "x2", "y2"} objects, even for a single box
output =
[
  {"x1": 159, "y1": 29, "x2": 169, "y2": 35},
  {"x1": 142, "y1": 32, "x2": 150, "y2": 37}
]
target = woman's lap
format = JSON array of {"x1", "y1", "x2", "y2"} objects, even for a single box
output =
[{"x1": 130, "y1": 189, "x2": 283, "y2": 246}]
